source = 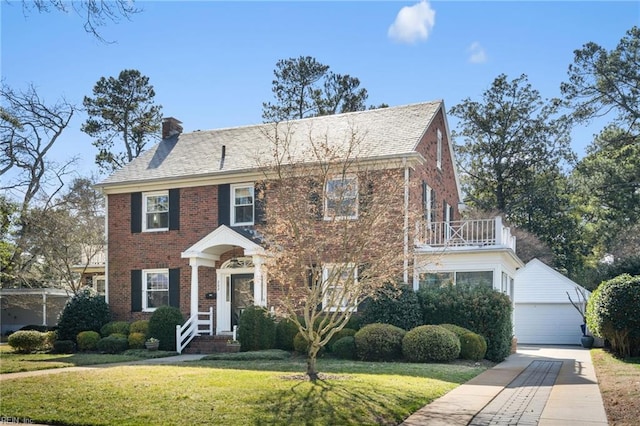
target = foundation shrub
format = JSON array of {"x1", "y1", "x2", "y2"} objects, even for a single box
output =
[
  {"x1": 76, "y1": 331, "x2": 101, "y2": 351},
  {"x1": 460, "y1": 332, "x2": 488, "y2": 361},
  {"x1": 327, "y1": 328, "x2": 357, "y2": 352},
  {"x1": 96, "y1": 335, "x2": 128, "y2": 354},
  {"x1": 354, "y1": 323, "x2": 406, "y2": 362},
  {"x1": 100, "y1": 321, "x2": 130, "y2": 337},
  {"x1": 332, "y1": 336, "x2": 357, "y2": 360},
  {"x1": 8, "y1": 330, "x2": 47, "y2": 353},
  {"x1": 275, "y1": 318, "x2": 299, "y2": 351},
  {"x1": 419, "y1": 284, "x2": 512, "y2": 362},
  {"x1": 128, "y1": 332, "x2": 146, "y2": 349},
  {"x1": 360, "y1": 283, "x2": 423, "y2": 331},
  {"x1": 586, "y1": 274, "x2": 640, "y2": 358},
  {"x1": 129, "y1": 320, "x2": 149, "y2": 337},
  {"x1": 148, "y1": 306, "x2": 184, "y2": 351},
  {"x1": 53, "y1": 340, "x2": 75, "y2": 354},
  {"x1": 57, "y1": 287, "x2": 111, "y2": 342},
  {"x1": 293, "y1": 332, "x2": 308, "y2": 354},
  {"x1": 402, "y1": 325, "x2": 460, "y2": 363},
  {"x1": 237, "y1": 306, "x2": 276, "y2": 351}
]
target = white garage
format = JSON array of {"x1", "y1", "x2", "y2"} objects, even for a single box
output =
[{"x1": 514, "y1": 259, "x2": 590, "y2": 345}]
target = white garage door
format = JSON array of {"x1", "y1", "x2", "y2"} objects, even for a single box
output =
[{"x1": 514, "y1": 303, "x2": 583, "y2": 345}]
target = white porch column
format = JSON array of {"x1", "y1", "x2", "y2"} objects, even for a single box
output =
[
  {"x1": 495, "y1": 216, "x2": 503, "y2": 246},
  {"x1": 42, "y1": 292, "x2": 47, "y2": 326},
  {"x1": 190, "y1": 263, "x2": 199, "y2": 318},
  {"x1": 253, "y1": 256, "x2": 266, "y2": 307}
]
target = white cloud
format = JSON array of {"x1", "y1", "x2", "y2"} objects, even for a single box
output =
[
  {"x1": 468, "y1": 41, "x2": 488, "y2": 64},
  {"x1": 388, "y1": 1, "x2": 436, "y2": 44}
]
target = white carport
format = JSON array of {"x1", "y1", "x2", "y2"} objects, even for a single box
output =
[{"x1": 514, "y1": 259, "x2": 590, "y2": 345}]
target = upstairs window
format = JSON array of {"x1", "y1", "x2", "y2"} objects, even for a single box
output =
[
  {"x1": 325, "y1": 175, "x2": 358, "y2": 220},
  {"x1": 231, "y1": 184, "x2": 254, "y2": 226},
  {"x1": 143, "y1": 191, "x2": 169, "y2": 231},
  {"x1": 436, "y1": 128, "x2": 443, "y2": 170}
]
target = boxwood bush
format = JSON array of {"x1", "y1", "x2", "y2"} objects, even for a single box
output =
[
  {"x1": 440, "y1": 323, "x2": 487, "y2": 361},
  {"x1": 419, "y1": 284, "x2": 512, "y2": 362},
  {"x1": 53, "y1": 340, "x2": 75, "y2": 354},
  {"x1": 359, "y1": 283, "x2": 423, "y2": 331},
  {"x1": 130, "y1": 320, "x2": 149, "y2": 337},
  {"x1": 327, "y1": 328, "x2": 357, "y2": 352},
  {"x1": 148, "y1": 306, "x2": 184, "y2": 351},
  {"x1": 332, "y1": 336, "x2": 357, "y2": 360},
  {"x1": 586, "y1": 274, "x2": 640, "y2": 358},
  {"x1": 96, "y1": 335, "x2": 128, "y2": 354},
  {"x1": 100, "y1": 321, "x2": 130, "y2": 337},
  {"x1": 128, "y1": 332, "x2": 146, "y2": 349},
  {"x1": 402, "y1": 325, "x2": 460, "y2": 363},
  {"x1": 77, "y1": 331, "x2": 101, "y2": 351},
  {"x1": 354, "y1": 323, "x2": 406, "y2": 362},
  {"x1": 237, "y1": 306, "x2": 276, "y2": 351},
  {"x1": 8, "y1": 330, "x2": 47, "y2": 353},
  {"x1": 275, "y1": 318, "x2": 299, "y2": 351},
  {"x1": 57, "y1": 287, "x2": 111, "y2": 342}
]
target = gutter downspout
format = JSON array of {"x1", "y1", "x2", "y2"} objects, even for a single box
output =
[{"x1": 403, "y1": 158, "x2": 409, "y2": 284}]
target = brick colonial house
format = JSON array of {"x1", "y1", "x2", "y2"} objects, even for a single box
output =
[{"x1": 97, "y1": 101, "x2": 521, "y2": 352}]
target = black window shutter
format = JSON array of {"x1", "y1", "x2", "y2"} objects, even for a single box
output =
[
  {"x1": 449, "y1": 205, "x2": 455, "y2": 222},
  {"x1": 359, "y1": 178, "x2": 373, "y2": 215},
  {"x1": 308, "y1": 179, "x2": 323, "y2": 220},
  {"x1": 255, "y1": 182, "x2": 266, "y2": 225},
  {"x1": 131, "y1": 269, "x2": 142, "y2": 312},
  {"x1": 430, "y1": 189, "x2": 437, "y2": 222},
  {"x1": 421, "y1": 181, "x2": 427, "y2": 219},
  {"x1": 218, "y1": 184, "x2": 230, "y2": 226},
  {"x1": 169, "y1": 189, "x2": 180, "y2": 230},
  {"x1": 169, "y1": 268, "x2": 180, "y2": 308},
  {"x1": 443, "y1": 202, "x2": 448, "y2": 222},
  {"x1": 131, "y1": 192, "x2": 142, "y2": 233}
]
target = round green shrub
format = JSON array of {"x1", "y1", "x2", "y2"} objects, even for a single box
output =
[
  {"x1": 77, "y1": 331, "x2": 101, "y2": 351},
  {"x1": 354, "y1": 323, "x2": 406, "y2": 362},
  {"x1": 57, "y1": 287, "x2": 111, "y2": 342},
  {"x1": 360, "y1": 283, "x2": 423, "y2": 331},
  {"x1": 128, "y1": 332, "x2": 146, "y2": 349},
  {"x1": 100, "y1": 321, "x2": 130, "y2": 337},
  {"x1": 403, "y1": 325, "x2": 460, "y2": 363},
  {"x1": 293, "y1": 332, "x2": 308, "y2": 354},
  {"x1": 96, "y1": 335, "x2": 129, "y2": 354},
  {"x1": 238, "y1": 306, "x2": 276, "y2": 352},
  {"x1": 8, "y1": 330, "x2": 47, "y2": 353},
  {"x1": 460, "y1": 332, "x2": 487, "y2": 361},
  {"x1": 332, "y1": 336, "x2": 356, "y2": 360},
  {"x1": 586, "y1": 274, "x2": 640, "y2": 358},
  {"x1": 439, "y1": 323, "x2": 470, "y2": 337},
  {"x1": 43, "y1": 330, "x2": 57, "y2": 350},
  {"x1": 275, "y1": 318, "x2": 299, "y2": 351},
  {"x1": 327, "y1": 328, "x2": 357, "y2": 352},
  {"x1": 148, "y1": 306, "x2": 184, "y2": 351},
  {"x1": 53, "y1": 340, "x2": 75, "y2": 354},
  {"x1": 130, "y1": 320, "x2": 149, "y2": 337}
]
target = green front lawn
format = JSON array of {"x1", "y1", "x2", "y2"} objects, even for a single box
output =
[
  {"x1": 0, "y1": 354, "x2": 487, "y2": 425},
  {"x1": 0, "y1": 344, "x2": 177, "y2": 374}
]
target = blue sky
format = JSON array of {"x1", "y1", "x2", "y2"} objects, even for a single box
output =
[{"x1": 2, "y1": 1, "x2": 638, "y2": 180}]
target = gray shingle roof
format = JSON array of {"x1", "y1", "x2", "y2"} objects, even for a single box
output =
[{"x1": 99, "y1": 101, "x2": 442, "y2": 187}]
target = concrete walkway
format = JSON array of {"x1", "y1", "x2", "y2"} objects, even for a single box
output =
[{"x1": 402, "y1": 345, "x2": 608, "y2": 426}]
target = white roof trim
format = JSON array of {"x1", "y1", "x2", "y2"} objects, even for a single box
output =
[
  {"x1": 181, "y1": 225, "x2": 265, "y2": 260},
  {"x1": 516, "y1": 258, "x2": 591, "y2": 296}
]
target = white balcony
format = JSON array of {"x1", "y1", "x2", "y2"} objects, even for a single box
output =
[{"x1": 415, "y1": 216, "x2": 516, "y2": 252}]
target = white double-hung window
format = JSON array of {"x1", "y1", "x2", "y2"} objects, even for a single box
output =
[
  {"x1": 143, "y1": 191, "x2": 169, "y2": 231},
  {"x1": 322, "y1": 263, "x2": 358, "y2": 312},
  {"x1": 231, "y1": 184, "x2": 254, "y2": 226},
  {"x1": 325, "y1": 175, "x2": 358, "y2": 220},
  {"x1": 142, "y1": 269, "x2": 169, "y2": 311}
]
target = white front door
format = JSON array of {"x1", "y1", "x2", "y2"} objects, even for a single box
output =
[{"x1": 216, "y1": 266, "x2": 255, "y2": 334}]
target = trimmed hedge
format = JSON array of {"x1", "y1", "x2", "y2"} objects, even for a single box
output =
[
  {"x1": 354, "y1": 323, "x2": 406, "y2": 362},
  {"x1": 440, "y1": 324, "x2": 487, "y2": 361},
  {"x1": 402, "y1": 325, "x2": 460, "y2": 363},
  {"x1": 327, "y1": 328, "x2": 357, "y2": 352},
  {"x1": 100, "y1": 321, "x2": 130, "y2": 337},
  {"x1": 275, "y1": 318, "x2": 299, "y2": 351},
  {"x1": 293, "y1": 332, "x2": 309, "y2": 354},
  {"x1": 128, "y1": 332, "x2": 146, "y2": 349},
  {"x1": 130, "y1": 320, "x2": 149, "y2": 337},
  {"x1": 96, "y1": 335, "x2": 129, "y2": 354},
  {"x1": 148, "y1": 306, "x2": 184, "y2": 351},
  {"x1": 238, "y1": 306, "x2": 276, "y2": 351},
  {"x1": 586, "y1": 274, "x2": 640, "y2": 358},
  {"x1": 53, "y1": 340, "x2": 75, "y2": 354},
  {"x1": 8, "y1": 330, "x2": 47, "y2": 353},
  {"x1": 332, "y1": 336, "x2": 357, "y2": 360},
  {"x1": 57, "y1": 287, "x2": 111, "y2": 342},
  {"x1": 419, "y1": 284, "x2": 512, "y2": 362},
  {"x1": 77, "y1": 331, "x2": 101, "y2": 351},
  {"x1": 360, "y1": 283, "x2": 423, "y2": 331}
]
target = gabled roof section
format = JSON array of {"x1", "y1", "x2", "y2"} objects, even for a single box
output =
[{"x1": 98, "y1": 101, "x2": 444, "y2": 190}]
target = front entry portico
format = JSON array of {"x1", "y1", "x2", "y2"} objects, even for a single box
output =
[{"x1": 181, "y1": 225, "x2": 267, "y2": 335}]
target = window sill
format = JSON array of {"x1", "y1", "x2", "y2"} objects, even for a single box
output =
[{"x1": 142, "y1": 228, "x2": 169, "y2": 233}]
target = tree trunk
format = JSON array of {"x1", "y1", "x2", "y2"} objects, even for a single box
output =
[{"x1": 306, "y1": 344, "x2": 320, "y2": 381}]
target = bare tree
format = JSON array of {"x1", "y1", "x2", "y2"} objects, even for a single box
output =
[{"x1": 257, "y1": 123, "x2": 411, "y2": 380}]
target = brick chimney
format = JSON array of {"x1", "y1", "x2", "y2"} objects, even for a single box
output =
[{"x1": 162, "y1": 117, "x2": 183, "y2": 139}]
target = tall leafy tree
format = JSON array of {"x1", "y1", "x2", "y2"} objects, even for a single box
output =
[
  {"x1": 82, "y1": 69, "x2": 162, "y2": 173},
  {"x1": 262, "y1": 56, "x2": 368, "y2": 122}
]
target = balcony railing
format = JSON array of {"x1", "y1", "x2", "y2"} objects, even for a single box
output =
[{"x1": 415, "y1": 216, "x2": 516, "y2": 252}]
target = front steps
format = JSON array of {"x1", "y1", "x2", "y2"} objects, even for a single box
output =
[{"x1": 182, "y1": 335, "x2": 240, "y2": 354}]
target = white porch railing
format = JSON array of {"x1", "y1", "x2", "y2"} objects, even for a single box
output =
[
  {"x1": 415, "y1": 216, "x2": 516, "y2": 252},
  {"x1": 175, "y1": 307, "x2": 214, "y2": 354}
]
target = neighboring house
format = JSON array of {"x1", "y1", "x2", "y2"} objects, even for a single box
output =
[
  {"x1": 71, "y1": 245, "x2": 106, "y2": 296},
  {"x1": 0, "y1": 288, "x2": 71, "y2": 335},
  {"x1": 514, "y1": 258, "x2": 590, "y2": 345},
  {"x1": 96, "y1": 101, "x2": 520, "y2": 352}
]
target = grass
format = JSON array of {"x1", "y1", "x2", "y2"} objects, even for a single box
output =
[
  {"x1": 0, "y1": 344, "x2": 177, "y2": 374},
  {"x1": 591, "y1": 348, "x2": 640, "y2": 426},
  {"x1": 0, "y1": 351, "x2": 487, "y2": 425}
]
